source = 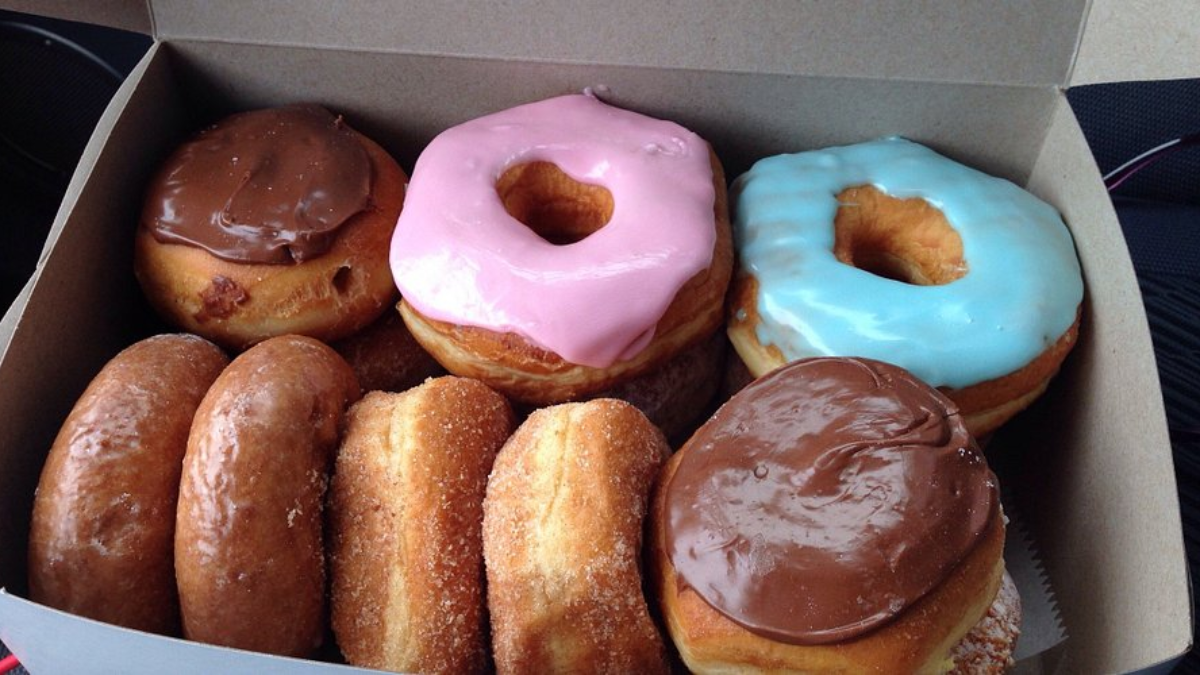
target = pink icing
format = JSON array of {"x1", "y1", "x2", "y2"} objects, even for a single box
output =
[{"x1": 390, "y1": 94, "x2": 717, "y2": 368}]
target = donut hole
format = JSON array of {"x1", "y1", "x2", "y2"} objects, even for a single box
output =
[
  {"x1": 497, "y1": 162, "x2": 613, "y2": 245},
  {"x1": 834, "y1": 185, "x2": 967, "y2": 285}
]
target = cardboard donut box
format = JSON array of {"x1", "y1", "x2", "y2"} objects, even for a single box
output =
[{"x1": 0, "y1": 1, "x2": 1194, "y2": 672}]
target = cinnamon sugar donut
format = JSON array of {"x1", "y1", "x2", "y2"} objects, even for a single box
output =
[
  {"x1": 136, "y1": 104, "x2": 406, "y2": 351},
  {"x1": 483, "y1": 399, "x2": 670, "y2": 674},
  {"x1": 330, "y1": 378, "x2": 513, "y2": 674},
  {"x1": 728, "y1": 137, "x2": 1083, "y2": 436},
  {"x1": 392, "y1": 94, "x2": 732, "y2": 406}
]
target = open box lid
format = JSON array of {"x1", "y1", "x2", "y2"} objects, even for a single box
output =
[{"x1": 10, "y1": 0, "x2": 1199, "y2": 87}]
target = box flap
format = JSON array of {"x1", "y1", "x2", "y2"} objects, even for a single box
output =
[
  {"x1": 0, "y1": 277, "x2": 34, "y2": 365},
  {"x1": 1021, "y1": 97, "x2": 1193, "y2": 671},
  {"x1": 1071, "y1": 0, "x2": 1200, "y2": 85},
  {"x1": 0, "y1": 591, "x2": 376, "y2": 674},
  {"x1": 1, "y1": 0, "x2": 150, "y2": 35},
  {"x1": 149, "y1": 0, "x2": 1087, "y2": 86}
]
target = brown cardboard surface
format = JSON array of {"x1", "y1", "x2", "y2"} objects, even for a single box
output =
[
  {"x1": 161, "y1": 40, "x2": 1059, "y2": 186},
  {"x1": 0, "y1": 6, "x2": 1191, "y2": 674},
  {"x1": 1072, "y1": 0, "x2": 1200, "y2": 85},
  {"x1": 150, "y1": 0, "x2": 1086, "y2": 86},
  {"x1": 0, "y1": 42, "x2": 179, "y2": 590},
  {"x1": 1015, "y1": 98, "x2": 1192, "y2": 671}
]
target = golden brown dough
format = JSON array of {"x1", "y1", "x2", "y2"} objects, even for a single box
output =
[
  {"x1": 135, "y1": 112, "x2": 407, "y2": 351},
  {"x1": 483, "y1": 399, "x2": 670, "y2": 674},
  {"x1": 175, "y1": 335, "x2": 359, "y2": 656},
  {"x1": 330, "y1": 378, "x2": 514, "y2": 674},
  {"x1": 331, "y1": 306, "x2": 445, "y2": 393},
  {"x1": 28, "y1": 334, "x2": 228, "y2": 634},
  {"x1": 401, "y1": 150, "x2": 732, "y2": 406}
]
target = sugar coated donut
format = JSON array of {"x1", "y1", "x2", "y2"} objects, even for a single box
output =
[
  {"x1": 651, "y1": 357, "x2": 1011, "y2": 672},
  {"x1": 136, "y1": 104, "x2": 407, "y2": 350},
  {"x1": 728, "y1": 137, "x2": 1083, "y2": 436},
  {"x1": 483, "y1": 399, "x2": 670, "y2": 674},
  {"x1": 330, "y1": 379, "x2": 514, "y2": 674},
  {"x1": 951, "y1": 570, "x2": 1022, "y2": 673},
  {"x1": 392, "y1": 93, "x2": 732, "y2": 405}
]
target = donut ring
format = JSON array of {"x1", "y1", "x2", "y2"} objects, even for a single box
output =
[
  {"x1": 392, "y1": 94, "x2": 732, "y2": 405},
  {"x1": 135, "y1": 105, "x2": 407, "y2": 351},
  {"x1": 28, "y1": 334, "x2": 228, "y2": 635},
  {"x1": 728, "y1": 137, "x2": 1083, "y2": 436},
  {"x1": 175, "y1": 335, "x2": 360, "y2": 657}
]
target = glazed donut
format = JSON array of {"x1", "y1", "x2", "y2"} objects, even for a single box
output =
[
  {"x1": 728, "y1": 137, "x2": 1083, "y2": 436},
  {"x1": 175, "y1": 335, "x2": 359, "y2": 657},
  {"x1": 651, "y1": 357, "x2": 1013, "y2": 673},
  {"x1": 28, "y1": 334, "x2": 227, "y2": 634},
  {"x1": 391, "y1": 93, "x2": 732, "y2": 405},
  {"x1": 135, "y1": 104, "x2": 407, "y2": 351},
  {"x1": 331, "y1": 306, "x2": 445, "y2": 393},
  {"x1": 483, "y1": 399, "x2": 670, "y2": 674},
  {"x1": 329, "y1": 379, "x2": 513, "y2": 674}
]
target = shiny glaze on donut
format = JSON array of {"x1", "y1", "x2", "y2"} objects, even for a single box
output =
[
  {"x1": 144, "y1": 105, "x2": 371, "y2": 264},
  {"x1": 390, "y1": 93, "x2": 716, "y2": 368},
  {"x1": 732, "y1": 137, "x2": 1083, "y2": 388},
  {"x1": 664, "y1": 357, "x2": 997, "y2": 644}
]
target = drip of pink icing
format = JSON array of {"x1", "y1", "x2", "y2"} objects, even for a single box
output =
[{"x1": 390, "y1": 94, "x2": 717, "y2": 368}]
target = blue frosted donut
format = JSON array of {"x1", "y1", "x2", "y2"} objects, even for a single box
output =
[{"x1": 727, "y1": 137, "x2": 1083, "y2": 435}]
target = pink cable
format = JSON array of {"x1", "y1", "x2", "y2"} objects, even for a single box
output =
[
  {"x1": 0, "y1": 653, "x2": 20, "y2": 674},
  {"x1": 1104, "y1": 132, "x2": 1200, "y2": 192}
]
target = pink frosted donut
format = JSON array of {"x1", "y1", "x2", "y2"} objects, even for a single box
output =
[{"x1": 390, "y1": 94, "x2": 732, "y2": 405}]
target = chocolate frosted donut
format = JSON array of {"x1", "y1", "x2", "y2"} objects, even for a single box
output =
[
  {"x1": 651, "y1": 357, "x2": 1011, "y2": 673},
  {"x1": 135, "y1": 104, "x2": 408, "y2": 350},
  {"x1": 144, "y1": 104, "x2": 372, "y2": 264}
]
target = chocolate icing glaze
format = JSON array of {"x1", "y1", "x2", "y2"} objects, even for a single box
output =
[
  {"x1": 664, "y1": 357, "x2": 996, "y2": 645},
  {"x1": 143, "y1": 104, "x2": 371, "y2": 264}
]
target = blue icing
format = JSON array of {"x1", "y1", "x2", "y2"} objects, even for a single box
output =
[{"x1": 732, "y1": 137, "x2": 1083, "y2": 389}]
